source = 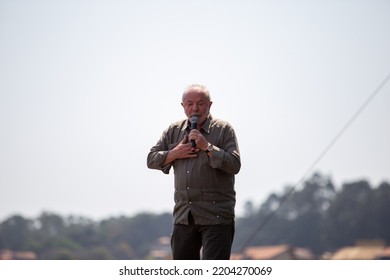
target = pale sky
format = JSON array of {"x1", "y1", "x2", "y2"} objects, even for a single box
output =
[{"x1": 1, "y1": 0, "x2": 389, "y2": 221}]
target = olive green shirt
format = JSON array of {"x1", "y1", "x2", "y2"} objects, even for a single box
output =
[{"x1": 147, "y1": 115, "x2": 241, "y2": 225}]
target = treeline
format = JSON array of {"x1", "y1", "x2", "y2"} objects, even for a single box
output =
[
  {"x1": 233, "y1": 173, "x2": 390, "y2": 254},
  {"x1": 0, "y1": 212, "x2": 172, "y2": 259},
  {"x1": 1, "y1": 173, "x2": 389, "y2": 259}
]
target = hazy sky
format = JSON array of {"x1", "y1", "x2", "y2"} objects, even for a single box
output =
[{"x1": 1, "y1": 0, "x2": 389, "y2": 221}]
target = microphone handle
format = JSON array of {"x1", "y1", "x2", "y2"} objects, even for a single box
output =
[{"x1": 191, "y1": 121, "x2": 197, "y2": 148}]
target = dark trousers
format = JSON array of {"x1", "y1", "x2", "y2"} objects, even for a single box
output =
[{"x1": 171, "y1": 213, "x2": 235, "y2": 260}]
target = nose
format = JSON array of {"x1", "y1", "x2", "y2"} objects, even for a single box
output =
[{"x1": 192, "y1": 103, "x2": 199, "y2": 111}]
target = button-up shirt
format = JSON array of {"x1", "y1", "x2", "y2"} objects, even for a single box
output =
[{"x1": 147, "y1": 115, "x2": 241, "y2": 225}]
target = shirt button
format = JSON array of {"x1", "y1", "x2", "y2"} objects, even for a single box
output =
[
  {"x1": 189, "y1": 201, "x2": 192, "y2": 204},
  {"x1": 186, "y1": 170, "x2": 190, "y2": 174},
  {"x1": 186, "y1": 187, "x2": 190, "y2": 190},
  {"x1": 216, "y1": 215, "x2": 220, "y2": 218},
  {"x1": 212, "y1": 201, "x2": 216, "y2": 204}
]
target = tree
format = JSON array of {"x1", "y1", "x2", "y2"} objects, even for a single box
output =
[
  {"x1": 0, "y1": 215, "x2": 33, "y2": 250},
  {"x1": 324, "y1": 180, "x2": 373, "y2": 249}
]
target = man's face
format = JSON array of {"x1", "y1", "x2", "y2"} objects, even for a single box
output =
[{"x1": 181, "y1": 90, "x2": 212, "y2": 125}]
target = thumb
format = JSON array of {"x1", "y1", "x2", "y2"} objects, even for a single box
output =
[{"x1": 181, "y1": 135, "x2": 188, "y2": 144}]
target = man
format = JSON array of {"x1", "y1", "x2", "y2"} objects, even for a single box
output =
[{"x1": 147, "y1": 84, "x2": 241, "y2": 260}]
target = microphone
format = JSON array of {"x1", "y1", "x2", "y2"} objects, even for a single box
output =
[{"x1": 190, "y1": 115, "x2": 198, "y2": 148}]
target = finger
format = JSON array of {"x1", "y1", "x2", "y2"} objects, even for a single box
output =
[
  {"x1": 188, "y1": 134, "x2": 195, "y2": 143},
  {"x1": 181, "y1": 135, "x2": 188, "y2": 144},
  {"x1": 189, "y1": 130, "x2": 200, "y2": 140},
  {"x1": 191, "y1": 129, "x2": 201, "y2": 135}
]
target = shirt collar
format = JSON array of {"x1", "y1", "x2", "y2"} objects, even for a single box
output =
[
  {"x1": 182, "y1": 114, "x2": 212, "y2": 134},
  {"x1": 201, "y1": 114, "x2": 212, "y2": 134}
]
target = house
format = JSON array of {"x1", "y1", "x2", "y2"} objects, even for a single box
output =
[
  {"x1": 147, "y1": 236, "x2": 172, "y2": 260},
  {"x1": 375, "y1": 247, "x2": 390, "y2": 260},
  {"x1": 329, "y1": 240, "x2": 387, "y2": 260},
  {"x1": 0, "y1": 250, "x2": 37, "y2": 260},
  {"x1": 231, "y1": 244, "x2": 315, "y2": 260}
]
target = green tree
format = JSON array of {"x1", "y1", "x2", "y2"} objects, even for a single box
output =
[{"x1": 0, "y1": 215, "x2": 33, "y2": 250}]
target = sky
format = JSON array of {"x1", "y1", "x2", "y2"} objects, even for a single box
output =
[{"x1": 0, "y1": 0, "x2": 389, "y2": 222}]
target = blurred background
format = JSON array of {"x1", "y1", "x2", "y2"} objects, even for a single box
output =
[{"x1": 0, "y1": 0, "x2": 389, "y2": 259}]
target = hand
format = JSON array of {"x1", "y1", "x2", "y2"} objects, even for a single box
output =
[
  {"x1": 168, "y1": 136, "x2": 200, "y2": 162},
  {"x1": 188, "y1": 130, "x2": 208, "y2": 151}
]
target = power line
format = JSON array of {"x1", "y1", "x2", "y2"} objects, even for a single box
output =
[{"x1": 237, "y1": 72, "x2": 390, "y2": 254}]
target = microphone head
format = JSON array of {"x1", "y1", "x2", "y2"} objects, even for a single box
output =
[
  {"x1": 190, "y1": 115, "x2": 198, "y2": 130},
  {"x1": 190, "y1": 115, "x2": 199, "y2": 124}
]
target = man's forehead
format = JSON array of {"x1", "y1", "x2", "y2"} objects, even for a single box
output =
[{"x1": 182, "y1": 90, "x2": 209, "y2": 102}]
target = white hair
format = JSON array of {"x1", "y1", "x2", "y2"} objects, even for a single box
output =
[{"x1": 182, "y1": 84, "x2": 211, "y2": 102}]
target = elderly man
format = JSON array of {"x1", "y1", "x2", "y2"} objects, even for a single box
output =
[{"x1": 147, "y1": 84, "x2": 241, "y2": 260}]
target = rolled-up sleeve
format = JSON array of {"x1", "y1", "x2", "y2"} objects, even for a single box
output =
[
  {"x1": 147, "y1": 132, "x2": 173, "y2": 174},
  {"x1": 208, "y1": 126, "x2": 241, "y2": 175}
]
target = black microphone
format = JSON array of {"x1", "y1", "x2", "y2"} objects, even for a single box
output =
[{"x1": 190, "y1": 115, "x2": 198, "y2": 148}]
